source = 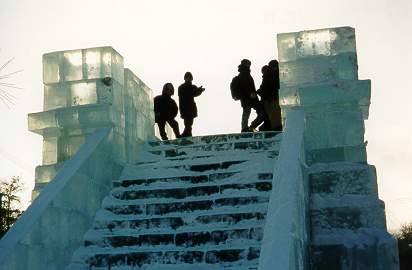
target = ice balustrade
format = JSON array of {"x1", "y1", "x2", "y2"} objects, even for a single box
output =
[
  {"x1": 258, "y1": 109, "x2": 308, "y2": 270},
  {"x1": 0, "y1": 128, "x2": 118, "y2": 270},
  {"x1": 29, "y1": 46, "x2": 156, "y2": 198}
]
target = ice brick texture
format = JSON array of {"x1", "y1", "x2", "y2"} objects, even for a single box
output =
[
  {"x1": 277, "y1": 27, "x2": 399, "y2": 269},
  {"x1": 66, "y1": 132, "x2": 282, "y2": 270},
  {"x1": 29, "y1": 47, "x2": 155, "y2": 200},
  {"x1": 277, "y1": 27, "x2": 370, "y2": 163}
]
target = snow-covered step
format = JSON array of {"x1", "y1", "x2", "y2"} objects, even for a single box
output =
[
  {"x1": 103, "y1": 195, "x2": 270, "y2": 217},
  {"x1": 66, "y1": 131, "x2": 281, "y2": 269},
  {"x1": 147, "y1": 131, "x2": 281, "y2": 148},
  {"x1": 93, "y1": 208, "x2": 267, "y2": 231},
  {"x1": 72, "y1": 244, "x2": 261, "y2": 268},
  {"x1": 113, "y1": 171, "x2": 273, "y2": 189},
  {"x1": 84, "y1": 226, "x2": 264, "y2": 249}
]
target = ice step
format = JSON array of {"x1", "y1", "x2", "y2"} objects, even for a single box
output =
[
  {"x1": 121, "y1": 156, "x2": 276, "y2": 180},
  {"x1": 147, "y1": 131, "x2": 281, "y2": 148},
  {"x1": 68, "y1": 264, "x2": 258, "y2": 270},
  {"x1": 135, "y1": 149, "x2": 279, "y2": 166},
  {"x1": 68, "y1": 264, "x2": 259, "y2": 270},
  {"x1": 72, "y1": 244, "x2": 261, "y2": 268},
  {"x1": 94, "y1": 207, "x2": 267, "y2": 231},
  {"x1": 147, "y1": 140, "x2": 280, "y2": 159},
  {"x1": 111, "y1": 181, "x2": 272, "y2": 202},
  {"x1": 104, "y1": 194, "x2": 270, "y2": 217},
  {"x1": 113, "y1": 171, "x2": 273, "y2": 189},
  {"x1": 84, "y1": 226, "x2": 263, "y2": 249}
]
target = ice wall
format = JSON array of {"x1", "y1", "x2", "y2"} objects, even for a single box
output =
[
  {"x1": 28, "y1": 47, "x2": 156, "y2": 199},
  {"x1": 278, "y1": 27, "x2": 368, "y2": 163},
  {"x1": 277, "y1": 27, "x2": 399, "y2": 269}
]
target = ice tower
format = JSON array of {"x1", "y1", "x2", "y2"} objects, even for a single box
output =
[
  {"x1": 277, "y1": 27, "x2": 399, "y2": 269},
  {"x1": 0, "y1": 28, "x2": 399, "y2": 270},
  {"x1": 28, "y1": 47, "x2": 156, "y2": 199}
]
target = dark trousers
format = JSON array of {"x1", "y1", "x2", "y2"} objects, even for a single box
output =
[
  {"x1": 181, "y1": 118, "x2": 194, "y2": 137},
  {"x1": 157, "y1": 118, "x2": 180, "y2": 140}
]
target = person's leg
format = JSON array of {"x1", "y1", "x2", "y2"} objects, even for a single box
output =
[
  {"x1": 241, "y1": 106, "x2": 251, "y2": 132},
  {"x1": 249, "y1": 103, "x2": 265, "y2": 130},
  {"x1": 157, "y1": 119, "x2": 168, "y2": 140},
  {"x1": 182, "y1": 118, "x2": 194, "y2": 137},
  {"x1": 166, "y1": 118, "x2": 180, "y2": 138},
  {"x1": 264, "y1": 99, "x2": 277, "y2": 130}
]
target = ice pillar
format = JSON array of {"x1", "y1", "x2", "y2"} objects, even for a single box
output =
[
  {"x1": 28, "y1": 47, "x2": 155, "y2": 200},
  {"x1": 277, "y1": 27, "x2": 399, "y2": 269}
]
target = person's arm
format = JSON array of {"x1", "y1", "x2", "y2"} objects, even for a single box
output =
[{"x1": 193, "y1": 85, "x2": 204, "y2": 97}]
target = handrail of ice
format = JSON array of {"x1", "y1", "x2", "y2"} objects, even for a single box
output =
[
  {"x1": 0, "y1": 128, "x2": 117, "y2": 270},
  {"x1": 258, "y1": 109, "x2": 308, "y2": 270}
]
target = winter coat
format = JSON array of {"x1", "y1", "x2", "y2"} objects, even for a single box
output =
[
  {"x1": 258, "y1": 73, "x2": 279, "y2": 101},
  {"x1": 178, "y1": 83, "x2": 203, "y2": 119},
  {"x1": 230, "y1": 71, "x2": 259, "y2": 108},
  {"x1": 258, "y1": 65, "x2": 280, "y2": 101},
  {"x1": 154, "y1": 94, "x2": 178, "y2": 123}
]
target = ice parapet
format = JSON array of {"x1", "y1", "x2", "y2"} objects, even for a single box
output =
[
  {"x1": 277, "y1": 27, "x2": 356, "y2": 62},
  {"x1": 43, "y1": 47, "x2": 124, "y2": 85}
]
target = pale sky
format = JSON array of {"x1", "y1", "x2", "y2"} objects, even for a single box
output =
[{"x1": 0, "y1": 0, "x2": 411, "y2": 230}]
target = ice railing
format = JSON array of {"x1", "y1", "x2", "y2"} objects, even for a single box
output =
[
  {"x1": 0, "y1": 128, "x2": 118, "y2": 270},
  {"x1": 258, "y1": 109, "x2": 308, "y2": 270},
  {"x1": 28, "y1": 47, "x2": 156, "y2": 199}
]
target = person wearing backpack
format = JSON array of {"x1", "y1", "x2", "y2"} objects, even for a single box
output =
[
  {"x1": 154, "y1": 83, "x2": 180, "y2": 140},
  {"x1": 230, "y1": 59, "x2": 265, "y2": 132}
]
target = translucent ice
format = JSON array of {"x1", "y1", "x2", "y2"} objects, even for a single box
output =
[
  {"x1": 277, "y1": 27, "x2": 356, "y2": 62},
  {"x1": 279, "y1": 52, "x2": 358, "y2": 85},
  {"x1": 42, "y1": 47, "x2": 124, "y2": 85}
]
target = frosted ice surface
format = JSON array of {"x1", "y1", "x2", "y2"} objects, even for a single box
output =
[
  {"x1": 42, "y1": 138, "x2": 58, "y2": 165},
  {"x1": 42, "y1": 47, "x2": 124, "y2": 84},
  {"x1": 70, "y1": 81, "x2": 98, "y2": 106},
  {"x1": 44, "y1": 83, "x2": 69, "y2": 110},
  {"x1": 43, "y1": 52, "x2": 61, "y2": 84},
  {"x1": 63, "y1": 50, "x2": 83, "y2": 82},
  {"x1": 277, "y1": 27, "x2": 356, "y2": 62},
  {"x1": 28, "y1": 110, "x2": 57, "y2": 133},
  {"x1": 84, "y1": 48, "x2": 101, "y2": 80},
  {"x1": 279, "y1": 52, "x2": 358, "y2": 85},
  {"x1": 280, "y1": 80, "x2": 370, "y2": 107}
]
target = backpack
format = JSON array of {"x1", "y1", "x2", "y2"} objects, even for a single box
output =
[{"x1": 230, "y1": 76, "x2": 241, "y2": 100}]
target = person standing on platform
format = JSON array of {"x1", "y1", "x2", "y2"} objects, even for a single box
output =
[
  {"x1": 178, "y1": 72, "x2": 205, "y2": 137},
  {"x1": 230, "y1": 59, "x2": 265, "y2": 132},
  {"x1": 154, "y1": 83, "x2": 180, "y2": 140}
]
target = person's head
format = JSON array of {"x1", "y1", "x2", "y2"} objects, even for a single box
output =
[
  {"x1": 238, "y1": 59, "x2": 251, "y2": 73},
  {"x1": 162, "y1": 83, "x2": 174, "y2": 96},
  {"x1": 268, "y1": 59, "x2": 279, "y2": 70},
  {"x1": 261, "y1": 65, "x2": 270, "y2": 75},
  {"x1": 184, "y1": 72, "x2": 193, "y2": 83}
]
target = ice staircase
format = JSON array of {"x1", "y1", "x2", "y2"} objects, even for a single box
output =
[{"x1": 67, "y1": 131, "x2": 282, "y2": 270}]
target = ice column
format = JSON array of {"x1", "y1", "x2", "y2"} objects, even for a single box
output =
[
  {"x1": 277, "y1": 27, "x2": 399, "y2": 269},
  {"x1": 28, "y1": 47, "x2": 155, "y2": 199},
  {"x1": 278, "y1": 27, "x2": 369, "y2": 163}
]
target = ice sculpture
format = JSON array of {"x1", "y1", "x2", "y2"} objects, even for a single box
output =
[
  {"x1": 276, "y1": 26, "x2": 399, "y2": 269},
  {"x1": 29, "y1": 47, "x2": 156, "y2": 199}
]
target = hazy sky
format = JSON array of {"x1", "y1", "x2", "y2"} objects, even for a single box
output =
[{"x1": 0, "y1": 0, "x2": 411, "y2": 230}]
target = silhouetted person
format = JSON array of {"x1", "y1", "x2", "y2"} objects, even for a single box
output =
[
  {"x1": 230, "y1": 59, "x2": 265, "y2": 132},
  {"x1": 154, "y1": 83, "x2": 180, "y2": 140},
  {"x1": 178, "y1": 72, "x2": 205, "y2": 137},
  {"x1": 267, "y1": 59, "x2": 282, "y2": 131}
]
